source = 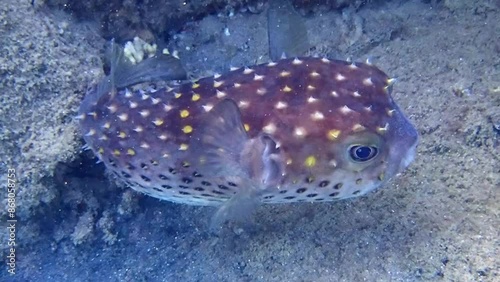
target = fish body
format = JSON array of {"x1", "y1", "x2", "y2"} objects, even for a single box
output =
[{"x1": 79, "y1": 57, "x2": 418, "y2": 208}]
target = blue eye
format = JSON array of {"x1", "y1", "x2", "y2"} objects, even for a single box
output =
[{"x1": 349, "y1": 145, "x2": 378, "y2": 162}]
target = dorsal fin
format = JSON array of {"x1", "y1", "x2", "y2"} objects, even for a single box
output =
[{"x1": 79, "y1": 40, "x2": 187, "y2": 112}]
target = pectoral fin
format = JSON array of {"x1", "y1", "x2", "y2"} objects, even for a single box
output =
[
  {"x1": 193, "y1": 99, "x2": 285, "y2": 186},
  {"x1": 192, "y1": 99, "x2": 287, "y2": 231},
  {"x1": 191, "y1": 99, "x2": 249, "y2": 177}
]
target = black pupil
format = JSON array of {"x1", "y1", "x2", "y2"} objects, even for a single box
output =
[{"x1": 350, "y1": 146, "x2": 377, "y2": 162}]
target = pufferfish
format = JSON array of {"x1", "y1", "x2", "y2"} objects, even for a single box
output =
[{"x1": 78, "y1": 48, "x2": 418, "y2": 226}]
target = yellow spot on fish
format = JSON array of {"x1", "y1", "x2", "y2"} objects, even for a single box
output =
[
  {"x1": 179, "y1": 143, "x2": 189, "y2": 151},
  {"x1": 336, "y1": 73, "x2": 346, "y2": 81},
  {"x1": 307, "y1": 85, "x2": 316, "y2": 91},
  {"x1": 364, "y1": 105, "x2": 373, "y2": 112},
  {"x1": 256, "y1": 88, "x2": 267, "y2": 95},
  {"x1": 140, "y1": 142, "x2": 150, "y2": 149},
  {"x1": 230, "y1": 66, "x2": 239, "y2": 71},
  {"x1": 152, "y1": 118, "x2": 164, "y2": 126},
  {"x1": 192, "y1": 93, "x2": 201, "y2": 101},
  {"x1": 98, "y1": 135, "x2": 108, "y2": 141},
  {"x1": 282, "y1": 85, "x2": 292, "y2": 92},
  {"x1": 98, "y1": 147, "x2": 104, "y2": 154},
  {"x1": 102, "y1": 122, "x2": 111, "y2": 129},
  {"x1": 304, "y1": 155, "x2": 316, "y2": 167},
  {"x1": 214, "y1": 80, "x2": 224, "y2": 88},
  {"x1": 286, "y1": 159, "x2": 293, "y2": 165},
  {"x1": 182, "y1": 125, "x2": 193, "y2": 134},
  {"x1": 321, "y1": 57, "x2": 330, "y2": 63},
  {"x1": 280, "y1": 71, "x2": 291, "y2": 77},
  {"x1": 386, "y1": 109, "x2": 395, "y2": 116},
  {"x1": 118, "y1": 113, "x2": 128, "y2": 121},
  {"x1": 352, "y1": 124, "x2": 366, "y2": 132},
  {"x1": 348, "y1": 63, "x2": 358, "y2": 69},
  {"x1": 133, "y1": 126, "x2": 143, "y2": 133},
  {"x1": 234, "y1": 83, "x2": 241, "y2": 88},
  {"x1": 141, "y1": 93, "x2": 150, "y2": 100},
  {"x1": 127, "y1": 148, "x2": 136, "y2": 156},
  {"x1": 327, "y1": 129, "x2": 341, "y2": 140},
  {"x1": 331, "y1": 91, "x2": 339, "y2": 97},
  {"x1": 352, "y1": 91, "x2": 361, "y2": 97},
  {"x1": 180, "y1": 109, "x2": 190, "y2": 118},
  {"x1": 192, "y1": 82, "x2": 200, "y2": 89},
  {"x1": 174, "y1": 93, "x2": 182, "y2": 99},
  {"x1": 140, "y1": 110, "x2": 150, "y2": 117},
  {"x1": 118, "y1": 131, "x2": 127, "y2": 138},
  {"x1": 162, "y1": 153, "x2": 170, "y2": 158},
  {"x1": 244, "y1": 124, "x2": 250, "y2": 132},
  {"x1": 158, "y1": 134, "x2": 168, "y2": 141},
  {"x1": 213, "y1": 73, "x2": 221, "y2": 79},
  {"x1": 113, "y1": 149, "x2": 121, "y2": 156},
  {"x1": 267, "y1": 62, "x2": 277, "y2": 67}
]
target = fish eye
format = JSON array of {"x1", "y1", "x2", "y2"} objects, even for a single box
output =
[{"x1": 349, "y1": 145, "x2": 378, "y2": 162}]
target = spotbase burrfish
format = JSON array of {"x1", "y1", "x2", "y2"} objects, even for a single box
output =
[{"x1": 78, "y1": 55, "x2": 418, "y2": 223}]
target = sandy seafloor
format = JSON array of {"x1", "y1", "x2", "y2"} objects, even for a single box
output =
[{"x1": 1, "y1": 0, "x2": 499, "y2": 281}]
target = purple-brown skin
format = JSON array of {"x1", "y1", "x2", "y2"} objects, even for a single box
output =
[{"x1": 79, "y1": 57, "x2": 418, "y2": 210}]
